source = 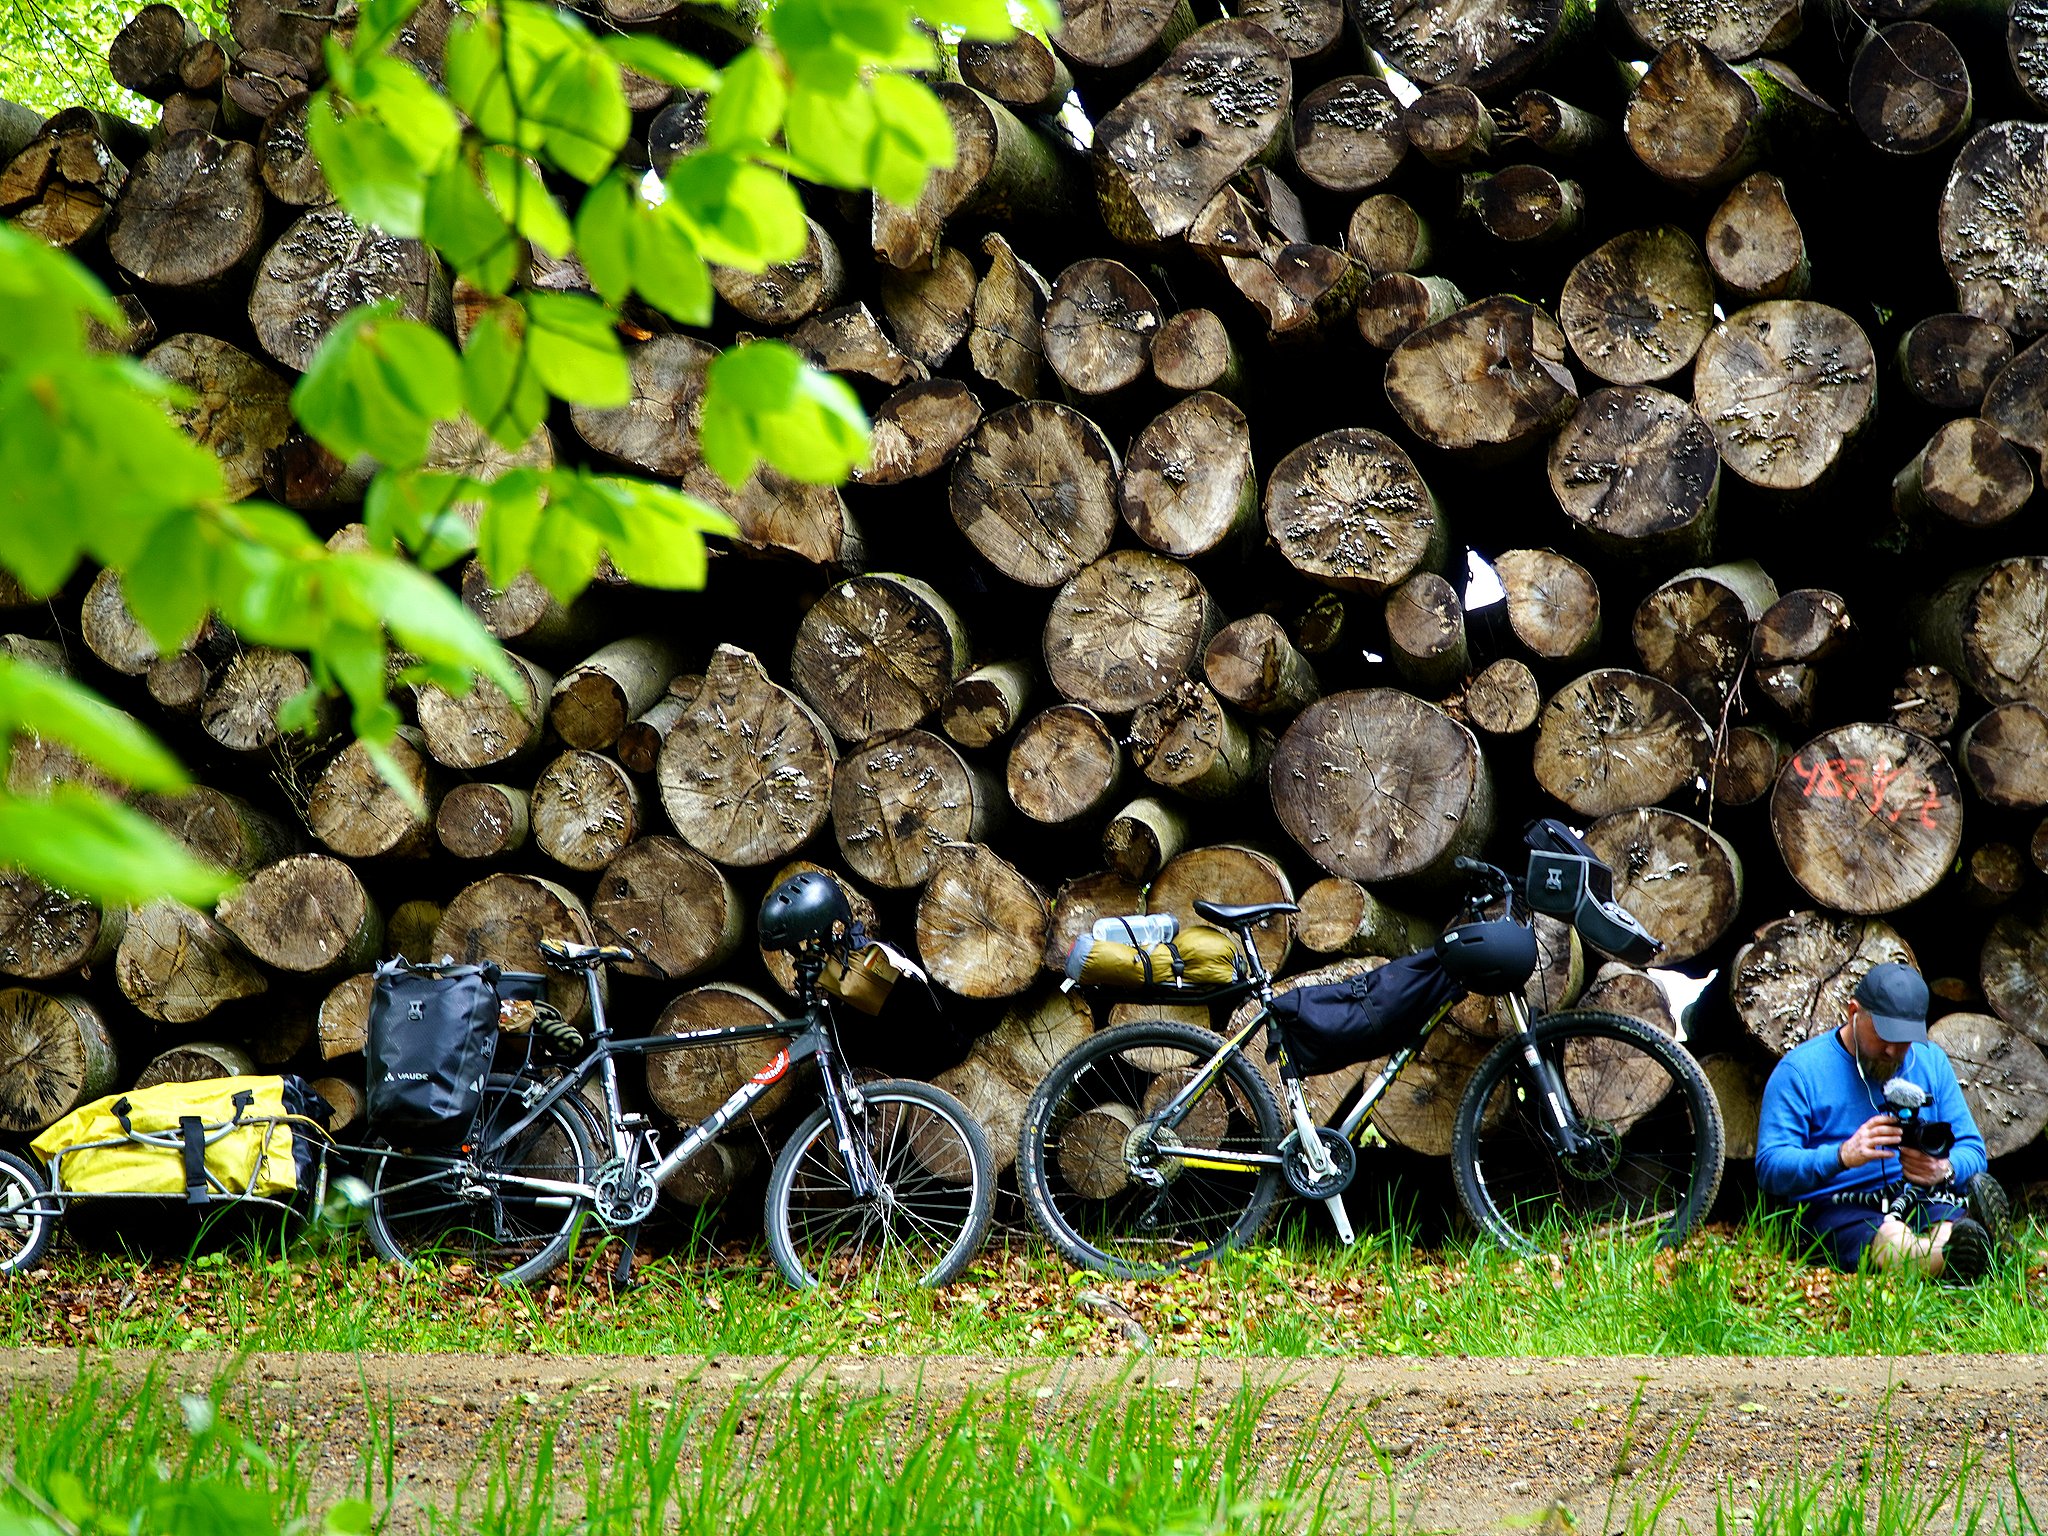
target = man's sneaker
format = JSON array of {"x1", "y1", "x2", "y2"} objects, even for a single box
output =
[
  {"x1": 1963, "y1": 1172, "x2": 2012, "y2": 1251},
  {"x1": 1939, "y1": 1216, "x2": 1995, "y2": 1285}
]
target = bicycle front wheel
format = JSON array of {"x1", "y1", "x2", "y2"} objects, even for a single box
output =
[
  {"x1": 1017, "y1": 1020, "x2": 1284, "y2": 1280},
  {"x1": 365, "y1": 1075, "x2": 596, "y2": 1285},
  {"x1": 766, "y1": 1079, "x2": 995, "y2": 1289},
  {"x1": 0, "y1": 1149, "x2": 54, "y2": 1276},
  {"x1": 1451, "y1": 1009, "x2": 1725, "y2": 1255}
]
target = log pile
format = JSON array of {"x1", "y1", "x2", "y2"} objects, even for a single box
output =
[{"x1": 6, "y1": 0, "x2": 2048, "y2": 1229}]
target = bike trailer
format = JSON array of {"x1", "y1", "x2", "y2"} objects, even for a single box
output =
[
  {"x1": 1270, "y1": 953, "x2": 1461, "y2": 1074},
  {"x1": 367, "y1": 957, "x2": 513, "y2": 1135},
  {"x1": 1063, "y1": 923, "x2": 1242, "y2": 990},
  {"x1": 30, "y1": 1075, "x2": 333, "y2": 1204}
]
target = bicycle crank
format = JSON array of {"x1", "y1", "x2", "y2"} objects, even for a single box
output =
[
  {"x1": 1280, "y1": 1127, "x2": 1355, "y2": 1200},
  {"x1": 592, "y1": 1160, "x2": 660, "y2": 1227}
]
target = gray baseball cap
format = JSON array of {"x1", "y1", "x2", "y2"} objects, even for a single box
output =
[{"x1": 1855, "y1": 963, "x2": 1929, "y2": 1044}]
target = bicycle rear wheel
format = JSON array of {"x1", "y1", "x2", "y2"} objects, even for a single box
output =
[
  {"x1": 365, "y1": 1075, "x2": 596, "y2": 1285},
  {"x1": 766, "y1": 1080, "x2": 995, "y2": 1289},
  {"x1": 1451, "y1": 1010, "x2": 1724, "y2": 1254},
  {"x1": 0, "y1": 1150, "x2": 54, "y2": 1276},
  {"x1": 1017, "y1": 1020, "x2": 1284, "y2": 1279}
]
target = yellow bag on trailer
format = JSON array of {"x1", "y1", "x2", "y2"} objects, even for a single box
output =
[{"x1": 31, "y1": 1075, "x2": 332, "y2": 1203}]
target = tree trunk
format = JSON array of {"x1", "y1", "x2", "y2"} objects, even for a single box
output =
[
  {"x1": 1938, "y1": 122, "x2": 2048, "y2": 336},
  {"x1": 570, "y1": 334, "x2": 717, "y2": 477},
  {"x1": 1151, "y1": 307, "x2": 1241, "y2": 394},
  {"x1": 964, "y1": 234, "x2": 1048, "y2": 398},
  {"x1": 1460, "y1": 164, "x2": 1584, "y2": 245},
  {"x1": 1848, "y1": 22, "x2": 1971, "y2": 157},
  {"x1": 1771, "y1": 723, "x2": 1963, "y2": 914},
  {"x1": 1293, "y1": 76, "x2": 1409, "y2": 193},
  {"x1": 1915, "y1": 558, "x2": 2048, "y2": 707},
  {"x1": 1963, "y1": 703, "x2": 2048, "y2": 809},
  {"x1": 2014, "y1": 0, "x2": 2048, "y2": 113},
  {"x1": 1452, "y1": 912, "x2": 1585, "y2": 1037},
  {"x1": 1044, "y1": 549, "x2": 1221, "y2": 713},
  {"x1": 1407, "y1": 85, "x2": 1493, "y2": 167},
  {"x1": 435, "y1": 782, "x2": 531, "y2": 860},
  {"x1": 531, "y1": 750, "x2": 643, "y2": 873},
  {"x1": 115, "y1": 899, "x2": 268, "y2": 1025},
  {"x1": 1923, "y1": 1013, "x2": 2048, "y2": 1158},
  {"x1": 1495, "y1": 547, "x2": 1603, "y2": 661},
  {"x1": 855, "y1": 379, "x2": 983, "y2": 485},
  {"x1": 459, "y1": 564, "x2": 598, "y2": 658},
  {"x1": 256, "y1": 94, "x2": 329, "y2": 206},
  {"x1": 247, "y1": 203, "x2": 447, "y2": 371},
  {"x1": 112, "y1": 4, "x2": 202, "y2": 98},
  {"x1": 1355, "y1": 272, "x2": 1467, "y2": 351},
  {"x1": 1101, "y1": 796, "x2": 1191, "y2": 882},
  {"x1": 0, "y1": 989, "x2": 117, "y2": 1134},
  {"x1": 1119, "y1": 392, "x2": 1256, "y2": 559},
  {"x1": 1896, "y1": 313, "x2": 2009, "y2": 410},
  {"x1": 1557, "y1": 227, "x2": 1714, "y2": 386},
  {"x1": 200, "y1": 647, "x2": 328, "y2": 754},
  {"x1": 658, "y1": 645, "x2": 837, "y2": 868},
  {"x1": 1006, "y1": 704, "x2": 1123, "y2": 824},
  {"x1": 1532, "y1": 668, "x2": 1714, "y2": 818},
  {"x1": 872, "y1": 85, "x2": 1078, "y2": 270},
  {"x1": 950, "y1": 400, "x2": 1120, "y2": 588},
  {"x1": 1753, "y1": 588, "x2": 1854, "y2": 666},
  {"x1": 1272, "y1": 688, "x2": 1494, "y2": 883},
  {"x1": 1092, "y1": 20, "x2": 1291, "y2": 246},
  {"x1": 1053, "y1": 0, "x2": 1195, "y2": 74},
  {"x1": 1549, "y1": 385, "x2": 1721, "y2": 559},
  {"x1": 1583, "y1": 807, "x2": 1743, "y2": 964},
  {"x1": 1625, "y1": 44, "x2": 1837, "y2": 188},
  {"x1": 1712, "y1": 724, "x2": 1784, "y2": 805},
  {"x1": 1983, "y1": 336, "x2": 2048, "y2": 461},
  {"x1": 1704, "y1": 170, "x2": 1809, "y2": 303},
  {"x1": 415, "y1": 651, "x2": 554, "y2": 771},
  {"x1": 1239, "y1": 0, "x2": 1347, "y2": 61},
  {"x1": 1216, "y1": 239, "x2": 1369, "y2": 344},
  {"x1": 958, "y1": 30, "x2": 1076, "y2": 113},
  {"x1": 1263, "y1": 427, "x2": 1445, "y2": 594},
  {"x1": 1204, "y1": 613, "x2": 1320, "y2": 718},
  {"x1": 831, "y1": 728, "x2": 998, "y2": 888},
  {"x1": 1386, "y1": 296, "x2": 1578, "y2": 456},
  {"x1": 1042, "y1": 870, "x2": 1145, "y2": 973},
  {"x1": 1359, "y1": 1013, "x2": 1495, "y2": 1156},
  {"x1": 432, "y1": 873, "x2": 600, "y2": 1021},
  {"x1": 1354, "y1": 0, "x2": 1585, "y2": 93},
  {"x1": 136, "y1": 786, "x2": 296, "y2": 875},
  {"x1": 1509, "y1": 90, "x2": 1610, "y2": 156},
  {"x1": 790, "y1": 574, "x2": 969, "y2": 743},
  {"x1": 1346, "y1": 192, "x2": 1433, "y2": 273},
  {"x1": 1892, "y1": 418, "x2": 2033, "y2": 532},
  {"x1": 307, "y1": 728, "x2": 440, "y2": 859},
  {"x1": 787, "y1": 302, "x2": 927, "y2": 388},
  {"x1": 934, "y1": 989, "x2": 1093, "y2": 1176},
  {"x1": 81, "y1": 569, "x2": 168, "y2": 676},
  {"x1": 1631, "y1": 560, "x2": 1779, "y2": 710},
  {"x1": 1384, "y1": 572, "x2": 1469, "y2": 693},
  {"x1": 586, "y1": 836, "x2": 744, "y2": 984},
  {"x1": 132, "y1": 1041, "x2": 255, "y2": 1091},
  {"x1": 939, "y1": 660, "x2": 1034, "y2": 749},
  {"x1": 1609, "y1": 0, "x2": 1799, "y2": 58},
  {"x1": 1697, "y1": 1053, "x2": 1765, "y2": 1159},
  {"x1": 1128, "y1": 680, "x2": 1269, "y2": 801},
  {"x1": 1731, "y1": 909, "x2": 1914, "y2": 1055},
  {"x1": 1296, "y1": 877, "x2": 1434, "y2": 957},
  {"x1": 547, "y1": 636, "x2": 684, "y2": 752},
  {"x1": 217, "y1": 854, "x2": 382, "y2": 976},
  {"x1": 881, "y1": 245, "x2": 979, "y2": 370},
  {"x1": 1149, "y1": 842, "x2": 1295, "y2": 973},
  {"x1": 1464, "y1": 658, "x2": 1542, "y2": 736},
  {"x1": 107, "y1": 131, "x2": 263, "y2": 289},
  {"x1": 711, "y1": 216, "x2": 843, "y2": 325},
  {"x1": 1043, "y1": 258, "x2": 1161, "y2": 395},
  {"x1": 1694, "y1": 301, "x2": 1877, "y2": 491},
  {"x1": 915, "y1": 843, "x2": 1049, "y2": 998},
  {"x1": 142, "y1": 333, "x2": 294, "y2": 502},
  {"x1": 0, "y1": 875, "x2": 121, "y2": 983},
  {"x1": 308, "y1": 1074, "x2": 364, "y2": 1133},
  {"x1": 0, "y1": 124, "x2": 128, "y2": 251},
  {"x1": 647, "y1": 984, "x2": 795, "y2": 1126}
]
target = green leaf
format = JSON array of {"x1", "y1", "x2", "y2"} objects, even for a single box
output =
[
  {"x1": 915, "y1": 0, "x2": 1030, "y2": 38},
  {"x1": 364, "y1": 469, "x2": 477, "y2": 570},
  {"x1": 665, "y1": 152, "x2": 807, "y2": 269},
  {"x1": 699, "y1": 340, "x2": 869, "y2": 487},
  {"x1": 351, "y1": 0, "x2": 424, "y2": 56},
  {"x1": 526, "y1": 478, "x2": 607, "y2": 603},
  {"x1": 305, "y1": 91, "x2": 432, "y2": 237},
  {"x1": 325, "y1": 1497, "x2": 376, "y2": 1536},
  {"x1": 593, "y1": 479, "x2": 734, "y2": 588},
  {"x1": 603, "y1": 35, "x2": 718, "y2": 90},
  {"x1": 475, "y1": 469, "x2": 545, "y2": 588},
  {"x1": 478, "y1": 148, "x2": 573, "y2": 257},
  {"x1": 521, "y1": 292, "x2": 631, "y2": 407},
  {"x1": 124, "y1": 511, "x2": 218, "y2": 653},
  {"x1": 0, "y1": 657, "x2": 190, "y2": 792},
  {"x1": 869, "y1": 72, "x2": 956, "y2": 207},
  {"x1": 707, "y1": 48, "x2": 787, "y2": 150},
  {"x1": 572, "y1": 173, "x2": 636, "y2": 308},
  {"x1": 462, "y1": 305, "x2": 549, "y2": 451},
  {"x1": 636, "y1": 204, "x2": 714, "y2": 327},
  {"x1": 292, "y1": 305, "x2": 464, "y2": 468},
  {"x1": 423, "y1": 156, "x2": 522, "y2": 294},
  {"x1": 784, "y1": 80, "x2": 878, "y2": 188}
]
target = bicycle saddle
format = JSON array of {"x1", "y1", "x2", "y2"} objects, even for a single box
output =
[
  {"x1": 1193, "y1": 900, "x2": 1299, "y2": 926},
  {"x1": 538, "y1": 939, "x2": 636, "y2": 968}
]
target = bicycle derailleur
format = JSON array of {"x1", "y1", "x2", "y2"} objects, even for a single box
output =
[{"x1": 592, "y1": 1158, "x2": 661, "y2": 1227}]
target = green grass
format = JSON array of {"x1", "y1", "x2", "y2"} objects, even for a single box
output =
[{"x1": 7, "y1": 1203, "x2": 2048, "y2": 1358}]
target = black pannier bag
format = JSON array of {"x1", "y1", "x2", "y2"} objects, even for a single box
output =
[
  {"x1": 367, "y1": 958, "x2": 504, "y2": 1135},
  {"x1": 1270, "y1": 952, "x2": 1461, "y2": 1075}
]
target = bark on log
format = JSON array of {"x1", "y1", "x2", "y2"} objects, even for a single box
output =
[
  {"x1": 1043, "y1": 258, "x2": 1161, "y2": 395},
  {"x1": 435, "y1": 782, "x2": 530, "y2": 860},
  {"x1": 939, "y1": 661, "x2": 1033, "y2": 749},
  {"x1": 141, "y1": 333, "x2": 293, "y2": 502},
  {"x1": 0, "y1": 875, "x2": 120, "y2": 983},
  {"x1": 1704, "y1": 170, "x2": 1809, "y2": 303},
  {"x1": 787, "y1": 303, "x2": 927, "y2": 389},
  {"x1": 855, "y1": 380, "x2": 983, "y2": 485},
  {"x1": 659, "y1": 645, "x2": 836, "y2": 869},
  {"x1": 200, "y1": 648, "x2": 329, "y2": 754},
  {"x1": 1204, "y1": 614, "x2": 1320, "y2": 717},
  {"x1": 831, "y1": 729, "x2": 997, "y2": 889},
  {"x1": 1460, "y1": 165, "x2": 1583, "y2": 245},
  {"x1": 1217, "y1": 240, "x2": 1369, "y2": 344},
  {"x1": 873, "y1": 85, "x2": 1078, "y2": 270},
  {"x1": 1983, "y1": 335, "x2": 2048, "y2": 461},
  {"x1": 1699, "y1": 1053, "x2": 1764, "y2": 1158},
  {"x1": 711, "y1": 216, "x2": 844, "y2": 325},
  {"x1": 1294, "y1": 76, "x2": 1408, "y2": 193},
  {"x1": 415, "y1": 651, "x2": 554, "y2": 771},
  {"x1": 549, "y1": 636, "x2": 684, "y2": 752},
  {"x1": 1509, "y1": 89, "x2": 1610, "y2": 157},
  {"x1": 1044, "y1": 549, "x2": 1221, "y2": 713},
  {"x1": 1384, "y1": 572, "x2": 1469, "y2": 693},
  {"x1": 1583, "y1": 807, "x2": 1744, "y2": 964},
  {"x1": 248, "y1": 204, "x2": 447, "y2": 371},
  {"x1": 1631, "y1": 561, "x2": 1779, "y2": 709},
  {"x1": 1963, "y1": 703, "x2": 2048, "y2": 809},
  {"x1": 0, "y1": 100, "x2": 33, "y2": 165},
  {"x1": 1296, "y1": 877, "x2": 1434, "y2": 956},
  {"x1": 531, "y1": 751, "x2": 642, "y2": 873},
  {"x1": 1043, "y1": 870, "x2": 1146, "y2": 974},
  {"x1": 1558, "y1": 227, "x2": 1714, "y2": 386},
  {"x1": 217, "y1": 854, "x2": 382, "y2": 976},
  {"x1": 1385, "y1": 297, "x2": 1578, "y2": 456},
  {"x1": 966, "y1": 234, "x2": 1048, "y2": 398},
  {"x1": 1353, "y1": 0, "x2": 1584, "y2": 92},
  {"x1": 648, "y1": 984, "x2": 795, "y2": 1126},
  {"x1": 107, "y1": 132, "x2": 263, "y2": 289},
  {"x1": 1408, "y1": 86, "x2": 1492, "y2": 168},
  {"x1": 790, "y1": 575, "x2": 969, "y2": 743},
  {"x1": 950, "y1": 401, "x2": 1120, "y2": 588},
  {"x1": 432, "y1": 873, "x2": 599, "y2": 1020},
  {"x1": 1093, "y1": 20, "x2": 1291, "y2": 246},
  {"x1": 1609, "y1": 0, "x2": 1799, "y2": 60},
  {"x1": 0, "y1": 989, "x2": 116, "y2": 1134},
  {"x1": 1693, "y1": 302, "x2": 1876, "y2": 491},
  {"x1": 934, "y1": 989, "x2": 1093, "y2": 1177},
  {"x1": 1848, "y1": 23, "x2": 1971, "y2": 156},
  {"x1": 915, "y1": 843, "x2": 1049, "y2": 999},
  {"x1": 1712, "y1": 724, "x2": 1783, "y2": 805},
  {"x1": 1753, "y1": 588, "x2": 1854, "y2": 667},
  {"x1": 1464, "y1": 658, "x2": 1542, "y2": 736},
  {"x1": 1532, "y1": 668, "x2": 1714, "y2": 818},
  {"x1": 132, "y1": 1041, "x2": 255, "y2": 1091},
  {"x1": 1495, "y1": 547, "x2": 1603, "y2": 662},
  {"x1": 1550, "y1": 392, "x2": 1721, "y2": 560},
  {"x1": 1624, "y1": 44, "x2": 1837, "y2": 189},
  {"x1": 80, "y1": 569, "x2": 167, "y2": 677},
  {"x1": 1356, "y1": 273, "x2": 1467, "y2": 351},
  {"x1": 1892, "y1": 419, "x2": 2033, "y2": 533},
  {"x1": 0, "y1": 124, "x2": 127, "y2": 250},
  {"x1": 307, "y1": 729, "x2": 439, "y2": 859},
  {"x1": 110, "y1": 3, "x2": 200, "y2": 99},
  {"x1": 1771, "y1": 723, "x2": 1963, "y2": 914},
  {"x1": 1272, "y1": 688, "x2": 1494, "y2": 883},
  {"x1": 257, "y1": 94, "x2": 329, "y2": 207},
  {"x1": 1916, "y1": 559, "x2": 2048, "y2": 707},
  {"x1": 1149, "y1": 842, "x2": 1294, "y2": 973},
  {"x1": 1938, "y1": 123, "x2": 2048, "y2": 336},
  {"x1": 1007, "y1": 705, "x2": 1123, "y2": 824},
  {"x1": 1732, "y1": 910, "x2": 1914, "y2": 1055},
  {"x1": 1346, "y1": 192, "x2": 1433, "y2": 274},
  {"x1": 882, "y1": 245, "x2": 979, "y2": 371},
  {"x1": 1927, "y1": 1012, "x2": 2048, "y2": 1159},
  {"x1": 958, "y1": 30, "x2": 1076, "y2": 113},
  {"x1": 115, "y1": 900, "x2": 268, "y2": 1024},
  {"x1": 1897, "y1": 313, "x2": 2009, "y2": 410},
  {"x1": 1101, "y1": 795, "x2": 1191, "y2": 882},
  {"x1": 1128, "y1": 680, "x2": 1269, "y2": 800},
  {"x1": 1119, "y1": 392, "x2": 1256, "y2": 559},
  {"x1": 1263, "y1": 427, "x2": 1445, "y2": 594},
  {"x1": 136, "y1": 787, "x2": 295, "y2": 875}
]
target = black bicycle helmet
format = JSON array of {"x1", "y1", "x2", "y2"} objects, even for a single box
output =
[
  {"x1": 759, "y1": 870, "x2": 854, "y2": 953},
  {"x1": 1435, "y1": 918, "x2": 1540, "y2": 995}
]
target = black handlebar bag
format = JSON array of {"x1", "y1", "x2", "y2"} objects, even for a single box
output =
[
  {"x1": 367, "y1": 958, "x2": 503, "y2": 1138},
  {"x1": 1270, "y1": 952, "x2": 1460, "y2": 1075}
]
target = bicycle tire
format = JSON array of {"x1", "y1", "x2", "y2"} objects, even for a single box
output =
[
  {"x1": 1017, "y1": 1019, "x2": 1285, "y2": 1280},
  {"x1": 1451, "y1": 1009, "x2": 1725, "y2": 1255},
  {"x1": 364, "y1": 1074, "x2": 596, "y2": 1285},
  {"x1": 765, "y1": 1079, "x2": 996, "y2": 1289},
  {"x1": 0, "y1": 1149, "x2": 54, "y2": 1276}
]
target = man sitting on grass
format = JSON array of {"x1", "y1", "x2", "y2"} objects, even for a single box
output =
[{"x1": 1755, "y1": 963, "x2": 2005, "y2": 1283}]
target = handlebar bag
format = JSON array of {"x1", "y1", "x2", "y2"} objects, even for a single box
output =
[
  {"x1": 1270, "y1": 952, "x2": 1459, "y2": 1075},
  {"x1": 367, "y1": 957, "x2": 503, "y2": 1135},
  {"x1": 1064, "y1": 926, "x2": 1242, "y2": 990},
  {"x1": 32, "y1": 1075, "x2": 333, "y2": 1203}
]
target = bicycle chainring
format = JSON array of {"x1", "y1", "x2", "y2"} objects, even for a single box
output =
[
  {"x1": 1280, "y1": 1127, "x2": 1356, "y2": 1200},
  {"x1": 592, "y1": 1159, "x2": 659, "y2": 1227}
]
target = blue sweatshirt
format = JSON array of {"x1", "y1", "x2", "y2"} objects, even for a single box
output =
[{"x1": 1755, "y1": 1029, "x2": 1986, "y2": 1205}]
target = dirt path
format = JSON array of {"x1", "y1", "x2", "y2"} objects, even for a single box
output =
[{"x1": 6, "y1": 1350, "x2": 2046, "y2": 1530}]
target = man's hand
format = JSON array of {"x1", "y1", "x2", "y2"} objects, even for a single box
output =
[
  {"x1": 1900, "y1": 1148, "x2": 1952, "y2": 1187},
  {"x1": 1839, "y1": 1113, "x2": 1902, "y2": 1170}
]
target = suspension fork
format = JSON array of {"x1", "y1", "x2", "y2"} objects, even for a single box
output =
[
  {"x1": 1503, "y1": 995, "x2": 1592, "y2": 1156},
  {"x1": 815, "y1": 1039, "x2": 880, "y2": 1202}
]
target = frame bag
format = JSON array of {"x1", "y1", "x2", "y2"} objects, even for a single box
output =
[
  {"x1": 1270, "y1": 953, "x2": 1460, "y2": 1074},
  {"x1": 367, "y1": 958, "x2": 503, "y2": 1136}
]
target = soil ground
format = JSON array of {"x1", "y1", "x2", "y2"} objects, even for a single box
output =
[{"x1": 5, "y1": 1350, "x2": 2046, "y2": 1531}]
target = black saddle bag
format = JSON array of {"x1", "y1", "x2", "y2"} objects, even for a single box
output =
[{"x1": 1270, "y1": 952, "x2": 1461, "y2": 1075}]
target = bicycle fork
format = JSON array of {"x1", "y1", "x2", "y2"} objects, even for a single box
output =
[{"x1": 1502, "y1": 995, "x2": 1593, "y2": 1157}]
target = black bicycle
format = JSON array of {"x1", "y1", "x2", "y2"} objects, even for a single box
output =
[
  {"x1": 364, "y1": 875, "x2": 995, "y2": 1288},
  {"x1": 1018, "y1": 824, "x2": 1726, "y2": 1277}
]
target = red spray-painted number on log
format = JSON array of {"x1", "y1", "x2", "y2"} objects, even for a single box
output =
[{"x1": 1789, "y1": 755, "x2": 1943, "y2": 829}]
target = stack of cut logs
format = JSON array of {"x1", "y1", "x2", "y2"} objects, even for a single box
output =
[{"x1": 6, "y1": 0, "x2": 2048, "y2": 1229}]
